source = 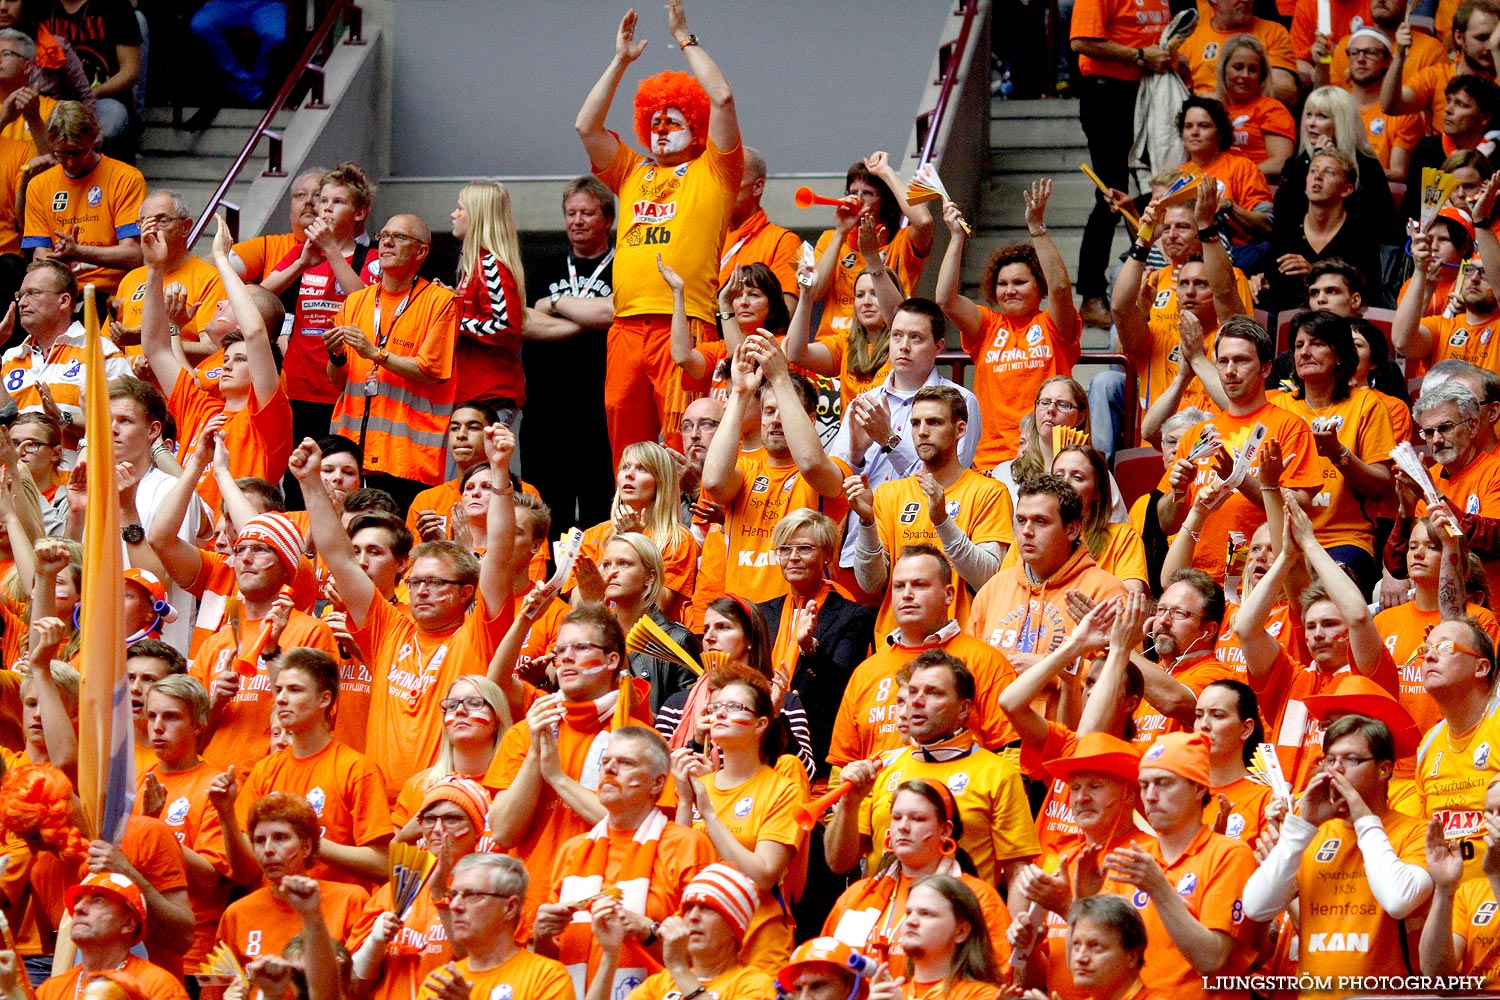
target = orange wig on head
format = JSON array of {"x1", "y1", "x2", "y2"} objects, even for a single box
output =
[
  {"x1": 633, "y1": 70, "x2": 710, "y2": 155},
  {"x1": 0, "y1": 762, "x2": 89, "y2": 860}
]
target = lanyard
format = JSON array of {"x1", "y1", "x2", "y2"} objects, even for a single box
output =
[
  {"x1": 360, "y1": 281, "x2": 423, "y2": 451},
  {"x1": 567, "y1": 251, "x2": 614, "y2": 298}
]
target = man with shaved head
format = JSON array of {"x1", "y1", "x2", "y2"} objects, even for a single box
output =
[
  {"x1": 326, "y1": 213, "x2": 459, "y2": 511},
  {"x1": 718, "y1": 146, "x2": 800, "y2": 312}
]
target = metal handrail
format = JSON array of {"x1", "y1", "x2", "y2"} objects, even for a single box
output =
[
  {"x1": 916, "y1": 0, "x2": 981, "y2": 168},
  {"x1": 186, "y1": 0, "x2": 365, "y2": 248}
]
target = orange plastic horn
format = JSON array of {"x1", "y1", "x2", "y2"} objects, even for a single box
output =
[
  {"x1": 234, "y1": 585, "x2": 294, "y2": 675},
  {"x1": 794, "y1": 186, "x2": 852, "y2": 210},
  {"x1": 795, "y1": 781, "x2": 853, "y2": 830}
]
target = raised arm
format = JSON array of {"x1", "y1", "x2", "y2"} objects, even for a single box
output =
[
  {"x1": 210, "y1": 215, "x2": 279, "y2": 406},
  {"x1": 934, "y1": 202, "x2": 983, "y2": 338},
  {"x1": 287, "y1": 438, "x2": 376, "y2": 625},
  {"x1": 667, "y1": 0, "x2": 739, "y2": 153},
  {"x1": 575, "y1": 10, "x2": 644, "y2": 171},
  {"x1": 1380, "y1": 22, "x2": 1425, "y2": 116},
  {"x1": 660, "y1": 256, "x2": 707, "y2": 380},
  {"x1": 1028, "y1": 179, "x2": 1079, "y2": 334},
  {"x1": 865, "y1": 151, "x2": 932, "y2": 257},
  {"x1": 856, "y1": 211, "x2": 905, "y2": 323},
  {"x1": 701, "y1": 345, "x2": 758, "y2": 504},
  {"x1": 1391, "y1": 230, "x2": 1436, "y2": 361},
  {"x1": 1235, "y1": 539, "x2": 1292, "y2": 685},
  {"x1": 478, "y1": 424, "x2": 517, "y2": 614},
  {"x1": 1196, "y1": 184, "x2": 1247, "y2": 323},
  {"x1": 747, "y1": 335, "x2": 845, "y2": 496},
  {"x1": 783, "y1": 256, "x2": 836, "y2": 374},
  {"x1": 1111, "y1": 207, "x2": 1156, "y2": 357},
  {"x1": 145, "y1": 421, "x2": 222, "y2": 589},
  {"x1": 1000, "y1": 601, "x2": 1116, "y2": 747},
  {"x1": 1288, "y1": 494, "x2": 1384, "y2": 671},
  {"x1": 1077, "y1": 596, "x2": 1144, "y2": 734},
  {"x1": 138, "y1": 219, "x2": 187, "y2": 395}
]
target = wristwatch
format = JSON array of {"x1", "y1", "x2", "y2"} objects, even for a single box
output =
[
  {"x1": 879, "y1": 432, "x2": 901, "y2": 454},
  {"x1": 121, "y1": 523, "x2": 145, "y2": 544},
  {"x1": 375, "y1": 346, "x2": 390, "y2": 365},
  {"x1": 678, "y1": 33, "x2": 699, "y2": 49}
]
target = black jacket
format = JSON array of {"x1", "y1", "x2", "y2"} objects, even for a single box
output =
[
  {"x1": 758, "y1": 590, "x2": 876, "y2": 777},
  {"x1": 626, "y1": 607, "x2": 700, "y2": 716}
]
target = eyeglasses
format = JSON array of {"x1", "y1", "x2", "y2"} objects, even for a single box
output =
[
  {"x1": 1320, "y1": 753, "x2": 1375, "y2": 769},
  {"x1": 14, "y1": 287, "x2": 63, "y2": 300},
  {"x1": 440, "y1": 695, "x2": 491, "y2": 716},
  {"x1": 376, "y1": 230, "x2": 428, "y2": 247},
  {"x1": 1418, "y1": 639, "x2": 1487, "y2": 659},
  {"x1": 1346, "y1": 47, "x2": 1387, "y2": 58},
  {"x1": 418, "y1": 812, "x2": 471, "y2": 830},
  {"x1": 1418, "y1": 419, "x2": 1471, "y2": 440},
  {"x1": 555, "y1": 640, "x2": 607, "y2": 657},
  {"x1": 1036, "y1": 398, "x2": 1080, "y2": 413},
  {"x1": 138, "y1": 213, "x2": 187, "y2": 227},
  {"x1": 444, "y1": 889, "x2": 511, "y2": 905},
  {"x1": 707, "y1": 701, "x2": 757, "y2": 719},
  {"x1": 1155, "y1": 605, "x2": 1202, "y2": 622},
  {"x1": 11, "y1": 439, "x2": 50, "y2": 454},
  {"x1": 681, "y1": 418, "x2": 721, "y2": 434},
  {"x1": 232, "y1": 544, "x2": 279, "y2": 563},
  {"x1": 407, "y1": 577, "x2": 466, "y2": 592},
  {"x1": 775, "y1": 544, "x2": 821, "y2": 560}
]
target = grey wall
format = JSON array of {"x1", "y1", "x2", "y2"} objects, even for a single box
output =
[{"x1": 390, "y1": 0, "x2": 942, "y2": 177}]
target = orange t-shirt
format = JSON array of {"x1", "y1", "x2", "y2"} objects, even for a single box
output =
[
  {"x1": 1071, "y1": 0, "x2": 1173, "y2": 79},
  {"x1": 822, "y1": 871, "x2": 1010, "y2": 981},
  {"x1": 191, "y1": 609, "x2": 340, "y2": 775},
  {"x1": 1181, "y1": 19, "x2": 1295, "y2": 94},
  {"x1": 1294, "y1": 813, "x2": 1427, "y2": 991},
  {"x1": 871, "y1": 469, "x2": 1014, "y2": 636},
  {"x1": 1210, "y1": 775, "x2": 1273, "y2": 848},
  {"x1": 1452, "y1": 878, "x2": 1500, "y2": 980},
  {"x1": 168, "y1": 370, "x2": 294, "y2": 516},
  {"x1": 829, "y1": 633, "x2": 1018, "y2": 765},
  {"x1": 1359, "y1": 101, "x2": 1425, "y2": 172},
  {"x1": 1406, "y1": 59, "x2": 1460, "y2": 136},
  {"x1": 1421, "y1": 449, "x2": 1500, "y2": 600},
  {"x1": 547, "y1": 820, "x2": 717, "y2": 986},
  {"x1": 817, "y1": 332, "x2": 889, "y2": 422},
  {"x1": 0, "y1": 136, "x2": 34, "y2": 257},
  {"x1": 354, "y1": 590, "x2": 512, "y2": 798},
  {"x1": 717, "y1": 209, "x2": 801, "y2": 297},
  {"x1": 354, "y1": 885, "x2": 451, "y2": 1000},
  {"x1": 418, "y1": 951, "x2": 574, "y2": 1000},
  {"x1": 1267, "y1": 647, "x2": 1400, "y2": 795},
  {"x1": 1266, "y1": 387, "x2": 1396, "y2": 553},
  {"x1": 1180, "y1": 152, "x2": 1274, "y2": 214},
  {"x1": 135, "y1": 760, "x2": 232, "y2": 969},
  {"x1": 21, "y1": 154, "x2": 145, "y2": 295},
  {"x1": 812, "y1": 227, "x2": 927, "y2": 338},
  {"x1": 1160, "y1": 402, "x2": 1323, "y2": 580},
  {"x1": 232, "y1": 231, "x2": 301, "y2": 283},
  {"x1": 722, "y1": 449, "x2": 851, "y2": 602},
  {"x1": 1101, "y1": 827, "x2": 1259, "y2": 1000},
  {"x1": 216, "y1": 879, "x2": 372, "y2": 964},
  {"x1": 1418, "y1": 313, "x2": 1500, "y2": 373},
  {"x1": 596, "y1": 135, "x2": 743, "y2": 324},
  {"x1": 483, "y1": 699, "x2": 655, "y2": 936},
  {"x1": 1375, "y1": 600, "x2": 1499, "y2": 779},
  {"x1": 238, "y1": 739, "x2": 392, "y2": 886},
  {"x1": 37, "y1": 956, "x2": 186, "y2": 1000},
  {"x1": 962, "y1": 305, "x2": 1081, "y2": 465},
  {"x1": 116, "y1": 255, "x2": 224, "y2": 341},
  {"x1": 1224, "y1": 96, "x2": 1296, "y2": 166}
]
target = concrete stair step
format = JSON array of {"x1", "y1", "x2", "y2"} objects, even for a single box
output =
[
  {"x1": 142, "y1": 106, "x2": 292, "y2": 129},
  {"x1": 990, "y1": 98, "x2": 1080, "y2": 119},
  {"x1": 989, "y1": 115, "x2": 1088, "y2": 150},
  {"x1": 141, "y1": 123, "x2": 282, "y2": 157},
  {"x1": 980, "y1": 173, "x2": 1098, "y2": 228},
  {"x1": 161, "y1": 180, "x2": 257, "y2": 222},
  {"x1": 139, "y1": 152, "x2": 247, "y2": 183}
]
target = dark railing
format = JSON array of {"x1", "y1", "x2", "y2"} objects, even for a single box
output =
[
  {"x1": 915, "y1": 0, "x2": 981, "y2": 168},
  {"x1": 187, "y1": 0, "x2": 366, "y2": 248}
]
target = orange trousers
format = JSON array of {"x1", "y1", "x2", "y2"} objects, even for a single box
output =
[{"x1": 605, "y1": 313, "x2": 709, "y2": 466}]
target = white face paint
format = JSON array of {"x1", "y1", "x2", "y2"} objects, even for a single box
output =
[{"x1": 652, "y1": 107, "x2": 692, "y2": 155}]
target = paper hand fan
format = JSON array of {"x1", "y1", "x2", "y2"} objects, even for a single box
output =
[{"x1": 625, "y1": 616, "x2": 703, "y2": 675}]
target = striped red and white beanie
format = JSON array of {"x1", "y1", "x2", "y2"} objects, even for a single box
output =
[
  {"x1": 681, "y1": 862, "x2": 759, "y2": 938},
  {"x1": 236, "y1": 513, "x2": 305, "y2": 577}
]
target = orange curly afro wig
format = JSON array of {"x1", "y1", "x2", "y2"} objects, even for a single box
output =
[
  {"x1": 0, "y1": 762, "x2": 89, "y2": 860},
  {"x1": 633, "y1": 71, "x2": 709, "y2": 155}
]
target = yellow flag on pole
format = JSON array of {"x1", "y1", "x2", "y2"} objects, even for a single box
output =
[{"x1": 75, "y1": 284, "x2": 132, "y2": 842}]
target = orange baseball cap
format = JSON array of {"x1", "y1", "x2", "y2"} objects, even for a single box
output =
[
  {"x1": 65, "y1": 872, "x2": 147, "y2": 939},
  {"x1": 1302, "y1": 674, "x2": 1421, "y2": 758},
  {"x1": 1140, "y1": 732, "x2": 1212, "y2": 788},
  {"x1": 1046, "y1": 732, "x2": 1142, "y2": 784}
]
